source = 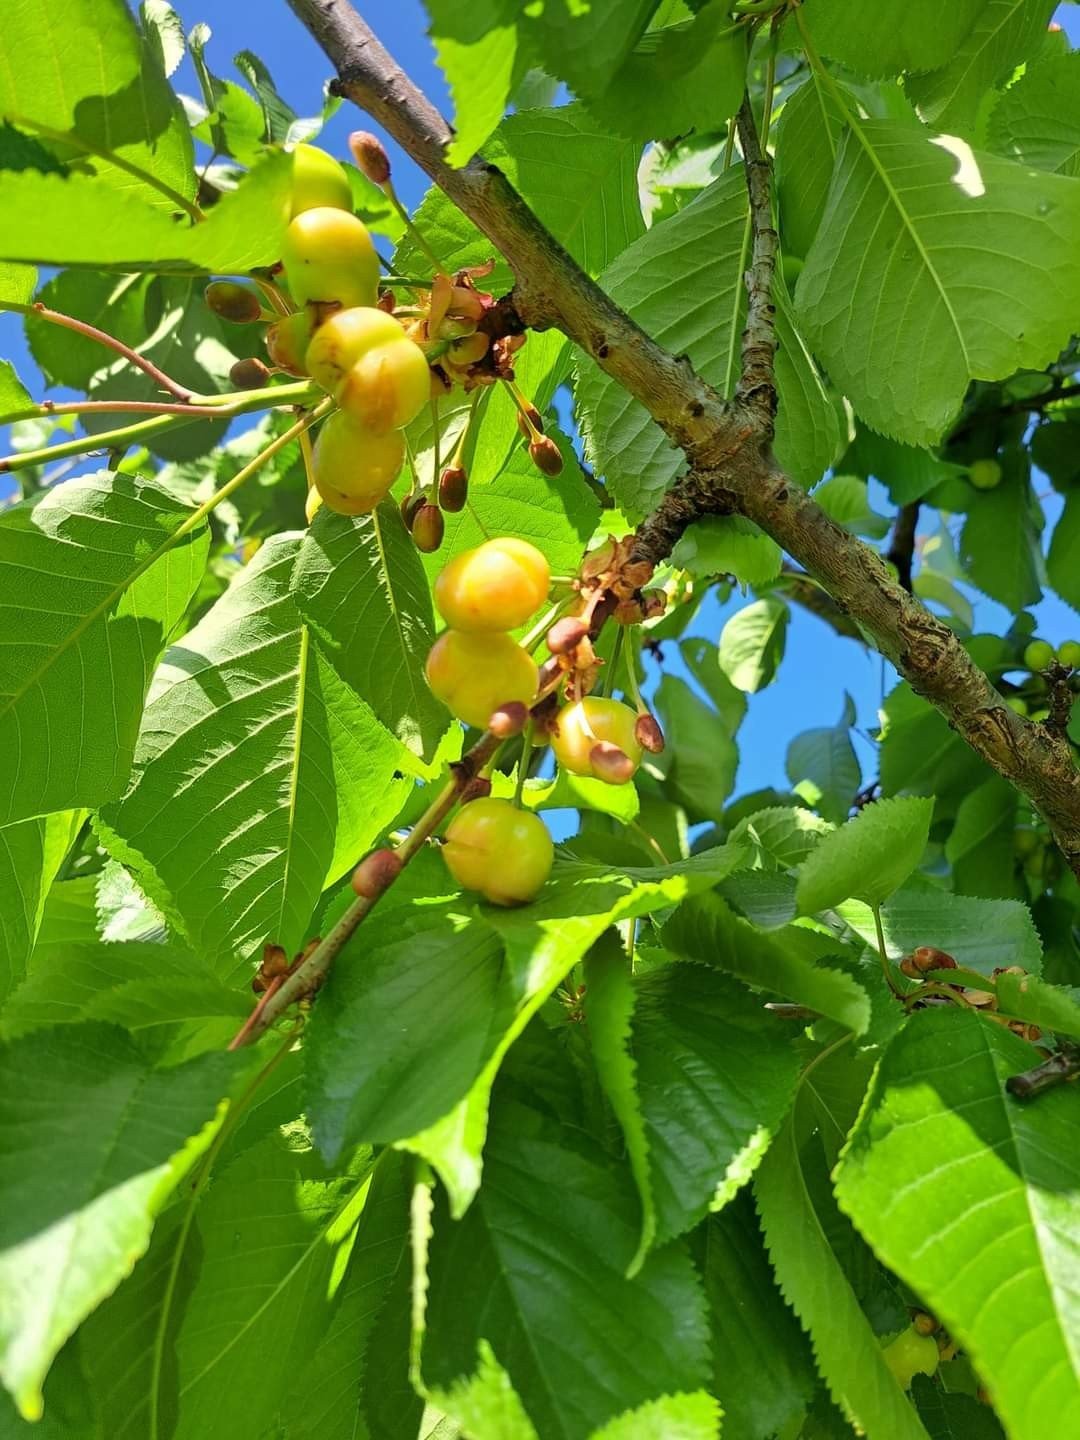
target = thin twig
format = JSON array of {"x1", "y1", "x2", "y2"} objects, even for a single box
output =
[
  {"x1": 734, "y1": 95, "x2": 780, "y2": 430},
  {"x1": 3, "y1": 301, "x2": 195, "y2": 400}
]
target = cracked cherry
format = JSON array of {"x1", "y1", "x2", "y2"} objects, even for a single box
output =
[
  {"x1": 425, "y1": 630, "x2": 538, "y2": 729},
  {"x1": 442, "y1": 797, "x2": 553, "y2": 906},
  {"x1": 289, "y1": 143, "x2": 353, "y2": 218},
  {"x1": 281, "y1": 207, "x2": 380, "y2": 310},
  {"x1": 306, "y1": 306, "x2": 429, "y2": 433},
  {"x1": 434, "y1": 537, "x2": 550, "y2": 633},
  {"x1": 312, "y1": 411, "x2": 403, "y2": 516},
  {"x1": 550, "y1": 697, "x2": 643, "y2": 784}
]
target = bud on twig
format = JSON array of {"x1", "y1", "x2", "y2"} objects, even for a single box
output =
[
  {"x1": 547, "y1": 617, "x2": 588, "y2": 655},
  {"x1": 590, "y1": 742, "x2": 636, "y2": 785},
  {"x1": 205, "y1": 281, "x2": 262, "y2": 324},
  {"x1": 229, "y1": 357, "x2": 270, "y2": 390},
  {"x1": 438, "y1": 464, "x2": 468, "y2": 512},
  {"x1": 911, "y1": 946, "x2": 958, "y2": 973},
  {"x1": 351, "y1": 848, "x2": 402, "y2": 899},
  {"x1": 634, "y1": 712, "x2": 665, "y2": 754},
  {"x1": 349, "y1": 130, "x2": 391, "y2": 185},
  {"x1": 489, "y1": 701, "x2": 529, "y2": 738},
  {"x1": 411, "y1": 502, "x2": 444, "y2": 553},
  {"x1": 529, "y1": 435, "x2": 564, "y2": 476},
  {"x1": 912, "y1": 1313, "x2": 939, "y2": 1337}
]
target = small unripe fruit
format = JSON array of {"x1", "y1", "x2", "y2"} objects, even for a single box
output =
[
  {"x1": 1057, "y1": 640, "x2": 1080, "y2": 668},
  {"x1": 281, "y1": 207, "x2": 380, "y2": 310},
  {"x1": 205, "y1": 281, "x2": 262, "y2": 323},
  {"x1": 289, "y1": 143, "x2": 353, "y2": 217},
  {"x1": 306, "y1": 306, "x2": 430, "y2": 433},
  {"x1": 969, "y1": 457, "x2": 1003, "y2": 490},
  {"x1": 489, "y1": 701, "x2": 529, "y2": 738},
  {"x1": 411, "y1": 502, "x2": 445, "y2": 553},
  {"x1": 351, "y1": 847, "x2": 403, "y2": 898},
  {"x1": 400, "y1": 490, "x2": 425, "y2": 530},
  {"x1": 1006, "y1": 696, "x2": 1028, "y2": 716},
  {"x1": 349, "y1": 130, "x2": 391, "y2": 186},
  {"x1": 265, "y1": 311, "x2": 314, "y2": 375},
  {"x1": 529, "y1": 435, "x2": 564, "y2": 476},
  {"x1": 551, "y1": 697, "x2": 643, "y2": 783},
  {"x1": 912, "y1": 1313, "x2": 939, "y2": 1337},
  {"x1": 426, "y1": 630, "x2": 538, "y2": 728},
  {"x1": 439, "y1": 464, "x2": 468, "y2": 512},
  {"x1": 1014, "y1": 828, "x2": 1040, "y2": 857},
  {"x1": 1024, "y1": 639, "x2": 1055, "y2": 671},
  {"x1": 547, "y1": 617, "x2": 588, "y2": 655},
  {"x1": 881, "y1": 1327, "x2": 939, "y2": 1390},
  {"x1": 312, "y1": 411, "x2": 403, "y2": 515},
  {"x1": 515, "y1": 403, "x2": 544, "y2": 439},
  {"x1": 434, "y1": 537, "x2": 550, "y2": 633},
  {"x1": 442, "y1": 797, "x2": 553, "y2": 906},
  {"x1": 589, "y1": 741, "x2": 637, "y2": 785},
  {"x1": 229, "y1": 357, "x2": 270, "y2": 389},
  {"x1": 634, "y1": 712, "x2": 665, "y2": 754}
]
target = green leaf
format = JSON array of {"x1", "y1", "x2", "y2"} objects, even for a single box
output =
[
  {"x1": 911, "y1": 1375, "x2": 1007, "y2": 1440},
  {"x1": 812, "y1": 475, "x2": 891, "y2": 540},
  {"x1": 140, "y1": 1, "x2": 185, "y2": 80},
  {"x1": 912, "y1": 571, "x2": 975, "y2": 633},
  {"x1": 944, "y1": 776, "x2": 1018, "y2": 899},
  {"x1": 99, "y1": 536, "x2": 410, "y2": 980},
  {"x1": 0, "y1": 362, "x2": 30, "y2": 416},
  {"x1": 694, "y1": 1193, "x2": 817, "y2": 1440},
  {"x1": 843, "y1": 424, "x2": 968, "y2": 506},
  {"x1": 425, "y1": 1, "x2": 518, "y2": 166},
  {"x1": 727, "y1": 804, "x2": 833, "y2": 870},
  {"x1": 802, "y1": 0, "x2": 985, "y2": 77},
  {"x1": 0, "y1": 263, "x2": 38, "y2": 306},
  {"x1": 834, "y1": 1007, "x2": 1080, "y2": 1440},
  {"x1": 628, "y1": 961, "x2": 801, "y2": 1242},
  {"x1": 0, "y1": 150, "x2": 294, "y2": 272},
  {"x1": 422, "y1": 1340, "x2": 538, "y2": 1440},
  {"x1": 718, "y1": 597, "x2": 789, "y2": 693},
  {"x1": 652, "y1": 674, "x2": 739, "y2": 823},
  {"x1": 590, "y1": 1392, "x2": 721, "y2": 1439},
  {"x1": 577, "y1": 169, "x2": 839, "y2": 519},
  {"x1": 24, "y1": 270, "x2": 152, "y2": 392},
  {"x1": 663, "y1": 892, "x2": 872, "y2": 1034},
  {"x1": 0, "y1": 812, "x2": 81, "y2": 1001},
  {"x1": 186, "y1": 21, "x2": 265, "y2": 166},
  {"x1": 796, "y1": 120, "x2": 1080, "y2": 444},
  {"x1": 0, "y1": 1024, "x2": 238, "y2": 1421},
  {"x1": 232, "y1": 50, "x2": 296, "y2": 144},
  {"x1": 420, "y1": 1088, "x2": 711, "y2": 1439},
  {"x1": 671, "y1": 515, "x2": 782, "y2": 587},
  {"x1": 907, "y1": 0, "x2": 1058, "y2": 138},
  {"x1": 879, "y1": 681, "x2": 987, "y2": 803},
  {"x1": 406, "y1": 848, "x2": 747, "y2": 1213},
  {"x1": 584, "y1": 5, "x2": 746, "y2": 143},
  {"x1": 994, "y1": 969, "x2": 1080, "y2": 1041},
  {"x1": 0, "y1": 472, "x2": 208, "y2": 827},
  {"x1": 796, "y1": 796, "x2": 933, "y2": 914},
  {"x1": 1048, "y1": 490, "x2": 1080, "y2": 611},
  {"x1": 293, "y1": 501, "x2": 446, "y2": 762},
  {"x1": 775, "y1": 75, "x2": 849, "y2": 258},
  {"x1": 786, "y1": 696, "x2": 861, "y2": 825},
  {"x1": 517, "y1": 0, "x2": 658, "y2": 100},
  {"x1": 306, "y1": 899, "x2": 510, "y2": 1159},
  {"x1": 960, "y1": 460, "x2": 1043, "y2": 612},
  {"x1": 990, "y1": 51, "x2": 1080, "y2": 176},
  {"x1": 838, "y1": 885, "x2": 1043, "y2": 977},
  {"x1": 398, "y1": 103, "x2": 644, "y2": 285},
  {"x1": 755, "y1": 1111, "x2": 932, "y2": 1440},
  {"x1": 0, "y1": 0, "x2": 194, "y2": 211}
]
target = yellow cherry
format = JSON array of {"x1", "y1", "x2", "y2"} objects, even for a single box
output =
[
  {"x1": 434, "y1": 538, "x2": 550, "y2": 633},
  {"x1": 425, "y1": 630, "x2": 538, "y2": 729},
  {"x1": 312, "y1": 411, "x2": 403, "y2": 516},
  {"x1": 289, "y1": 143, "x2": 353, "y2": 217},
  {"x1": 305, "y1": 306, "x2": 429, "y2": 433},
  {"x1": 550, "y1": 697, "x2": 643, "y2": 783},
  {"x1": 281, "y1": 208, "x2": 380, "y2": 310},
  {"x1": 443, "y1": 798, "x2": 553, "y2": 905}
]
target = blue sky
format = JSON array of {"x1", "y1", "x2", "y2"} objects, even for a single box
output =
[{"x1": 2, "y1": 1, "x2": 1078, "y2": 805}]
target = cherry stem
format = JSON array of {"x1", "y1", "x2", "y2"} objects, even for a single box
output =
[
  {"x1": 872, "y1": 903, "x2": 903, "y2": 996},
  {"x1": 602, "y1": 626, "x2": 625, "y2": 698},
  {"x1": 501, "y1": 377, "x2": 543, "y2": 441},
  {"x1": 622, "y1": 630, "x2": 649, "y2": 715},
  {"x1": 3, "y1": 301, "x2": 195, "y2": 400},
  {"x1": 383, "y1": 177, "x2": 446, "y2": 272},
  {"x1": 450, "y1": 387, "x2": 482, "y2": 471},
  {"x1": 430, "y1": 393, "x2": 441, "y2": 490}
]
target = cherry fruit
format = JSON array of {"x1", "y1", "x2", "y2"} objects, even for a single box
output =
[
  {"x1": 425, "y1": 630, "x2": 538, "y2": 728},
  {"x1": 281, "y1": 208, "x2": 380, "y2": 310},
  {"x1": 969, "y1": 458, "x2": 1003, "y2": 491},
  {"x1": 312, "y1": 411, "x2": 403, "y2": 515},
  {"x1": 442, "y1": 797, "x2": 553, "y2": 906},
  {"x1": 881, "y1": 1327, "x2": 939, "y2": 1389},
  {"x1": 306, "y1": 306, "x2": 429, "y2": 433},
  {"x1": 289, "y1": 143, "x2": 353, "y2": 218},
  {"x1": 1024, "y1": 639, "x2": 1054, "y2": 671},
  {"x1": 550, "y1": 697, "x2": 643, "y2": 784},
  {"x1": 434, "y1": 537, "x2": 550, "y2": 633},
  {"x1": 265, "y1": 311, "x2": 314, "y2": 375}
]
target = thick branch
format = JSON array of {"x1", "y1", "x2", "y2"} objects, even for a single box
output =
[{"x1": 286, "y1": 0, "x2": 1080, "y2": 879}]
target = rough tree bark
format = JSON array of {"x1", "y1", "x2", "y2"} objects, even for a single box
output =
[{"x1": 287, "y1": 0, "x2": 1080, "y2": 879}]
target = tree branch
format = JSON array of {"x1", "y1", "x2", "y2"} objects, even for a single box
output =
[
  {"x1": 285, "y1": 0, "x2": 1080, "y2": 880},
  {"x1": 886, "y1": 503, "x2": 920, "y2": 594}
]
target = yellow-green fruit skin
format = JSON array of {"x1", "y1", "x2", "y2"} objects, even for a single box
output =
[
  {"x1": 305, "y1": 307, "x2": 429, "y2": 433},
  {"x1": 425, "y1": 630, "x2": 538, "y2": 729},
  {"x1": 289, "y1": 144, "x2": 353, "y2": 217},
  {"x1": 881, "y1": 1328, "x2": 939, "y2": 1390},
  {"x1": 443, "y1": 798, "x2": 554, "y2": 905},
  {"x1": 1058, "y1": 640, "x2": 1080, "y2": 668},
  {"x1": 969, "y1": 458, "x2": 1003, "y2": 490},
  {"x1": 551, "y1": 697, "x2": 643, "y2": 781},
  {"x1": 265, "y1": 311, "x2": 314, "y2": 375},
  {"x1": 312, "y1": 411, "x2": 403, "y2": 516},
  {"x1": 281, "y1": 208, "x2": 380, "y2": 310},
  {"x1": 1024, "y1": 639, "x2": 1055, "y2": 671},
  {"x1": 435, "y1": 538, "x2": 551, "y2": 632}
]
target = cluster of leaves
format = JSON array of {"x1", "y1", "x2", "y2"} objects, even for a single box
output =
[{"x1": 1, "y1": 1, "x2": 1079, "y2": 1439}]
